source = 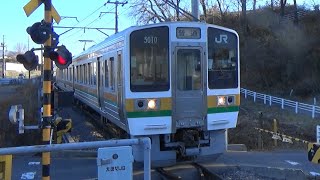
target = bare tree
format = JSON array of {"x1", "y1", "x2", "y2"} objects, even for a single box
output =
[
  {"x1": 253, "y1": 0, "x2": 256, "y2": 12},
  {"x1": 200, "y1": 0, "x2": 208, "y2": 21},
  {"x1": 280, "y1": 0, "x2": 287, "y2": 16},
  {"x1": 293, "y1": 0, "x2": 298, "y2": 24},
  {"x1": 216, "y1": 0, "x2": 229, "y2": 20},
  {"x1": 129, "y1": 0, "x2": 185, "y2": 24},
  {"x1": 13, "y1": 43, "x2": 27, "y2": 56},
  {"x1": 241, "y1": 0, "x2": 247, "y2": 33}
]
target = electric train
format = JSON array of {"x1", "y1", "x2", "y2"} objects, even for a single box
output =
[{"x1": 55, "y1": 21, "x2": 240, "y2": 163}]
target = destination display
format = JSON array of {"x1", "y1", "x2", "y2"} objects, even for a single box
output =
[{"x1": 176, "y1": 27, "x2": 201, "y2": 39}]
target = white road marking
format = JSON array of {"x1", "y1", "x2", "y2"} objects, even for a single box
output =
[
  {"x1": 285, "y1": 160, "x2": 299, "y2": 165},
  {"x1": 28, "y1": 162, "x2": 40, "y2": 165},
  {"x1": 310, "y1": 172, "x2": 320, "y2": 176},
  {"x1": 21, "y1": 172, "x2": 36, "y2": 179}
]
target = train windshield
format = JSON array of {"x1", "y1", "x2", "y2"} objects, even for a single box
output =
[
  {"x1": 130, "y1": 26, "x2": 169, "y2": 92},
  {"x1": 208, "y1": 27, "x2": 238, "y2": 89}
]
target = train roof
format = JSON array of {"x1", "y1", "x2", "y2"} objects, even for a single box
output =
[{"x1": 72, "y1": 21, "x2": 238, "y2": 60}]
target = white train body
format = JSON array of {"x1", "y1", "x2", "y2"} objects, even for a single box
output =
[{"x1": 56, "y1": 21, "x2": 240, "y2": 163}]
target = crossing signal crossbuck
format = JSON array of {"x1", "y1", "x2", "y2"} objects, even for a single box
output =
[{"x1": 16, "y1": 51, "x2": 39, "y2": 71}]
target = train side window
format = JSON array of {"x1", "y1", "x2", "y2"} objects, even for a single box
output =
[
  {"x1": 105, "y1": 60, "x2": 109, "y2": 88},
  {"x1": 79, "y1": 65, "x2": 82, "y2": 83},
  {"x1": 91, "y1": 63, "x2": 94, "y2": 85},
  {"x1": 76, "y1": 66, "x2": 79, "y2": 83},
  {"x1": 88, "y1": 63, "x2": 91, "y2": 85},
  {"x1": 86, "y1": 64, "x2": 89, "y2": 85},
  {"x1": 74, "y1": 66, "x2": 77, "y2": 82},
  {"x1": 93, "y1": 62, "x2": 97, "y2": 85},
  {"x1": 83, "y1": 65, "x2": 85, "y2": 84},
  {"x1": 80, "y1": 65, "x2": 83, "y2": 84},
  {"x1": 83, "y1": 64, "x2": 85, "y2": 84},
  {"x1": 67, "y1": 68, "x2": 69, "y2": 81},
  {"x1": 109, "y1": 57, "x2": 115, "y2": 91}
]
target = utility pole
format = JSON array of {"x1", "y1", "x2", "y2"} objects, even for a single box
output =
[
  {"x1": 106, "y1": 0, "x2": 128, "y2": 33},
  {"x1": 79, "y1": 40, "x2": 94, "y2": 51},
  {"x1": 1, "y1": 35, "x2": 5, "y2": 78}
]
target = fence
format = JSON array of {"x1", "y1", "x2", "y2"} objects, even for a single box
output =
[
  {"x1": 0, "y1": 78, "x2": 37, "y2": 85},
  {"x1": 317, "y1": 125, "x2": 320, "y2": 143},
  {"x1": 0, "y1": 138, "x2": 151, "y2": 180},
  {"x1": 241, "y1": 88, "x2": 320, "y2": 119}
]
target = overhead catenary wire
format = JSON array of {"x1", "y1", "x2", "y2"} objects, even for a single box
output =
[
  {"x1": 60, "y1": 3, "x2": 111, "y2": 41},
  {"x1": 71, "y1": 5, "x2": 131, "y2": 46}
]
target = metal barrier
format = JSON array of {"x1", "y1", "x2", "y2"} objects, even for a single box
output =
[
  {"x1": 0, "y1": 138, "x2": 151, "y2": 180},
  {"x1": 317, "y1": 125, "x2": 320, "y2": 144},
  {"x1": 241, "y1": 88, "x2": 320, "y2": 119}
]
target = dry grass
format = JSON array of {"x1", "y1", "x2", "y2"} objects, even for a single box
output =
[
  {"x1": 229, "y1": 96, "x2": 318, "y2": 151},
  {"x1": 0, "y1": 80, "x2": 41, "y2": 147}
]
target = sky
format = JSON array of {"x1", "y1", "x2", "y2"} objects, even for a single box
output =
[
  {"x1": 0, "y1": 0, "x2": 136, "y2": 57},
  {"x1": 0, "y1": 0, "x2": 318, "y2": 57}
]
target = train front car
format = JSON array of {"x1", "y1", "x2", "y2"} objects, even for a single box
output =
[{"x1": 126, "y1": 22, "x2": 240, "y2": 164}]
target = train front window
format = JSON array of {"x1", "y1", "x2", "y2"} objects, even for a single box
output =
[
  {"x1": 130, "y1": 26, "x2": 169, "y2": 92},
  {"x1": 208, "y1": 27, "x2": 238, "y2": 89}
]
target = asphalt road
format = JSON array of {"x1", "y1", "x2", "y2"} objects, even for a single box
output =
[{"x1": 9, "y1": 150, "x2": 320, "y2": 180}]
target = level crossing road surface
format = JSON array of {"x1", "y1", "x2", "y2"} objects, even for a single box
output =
[{"x1": 11, "y1": 150, "x2": 320, "y2": 180}]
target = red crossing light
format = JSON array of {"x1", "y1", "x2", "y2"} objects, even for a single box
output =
[
  {"x1": 57, "y1": 56, "x2": 67, "y2": 65},
  {"x1": 49, "y1": 45, "x2": 72, "y2": 69}
]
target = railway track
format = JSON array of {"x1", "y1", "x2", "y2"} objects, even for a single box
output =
[
  {"x1": 156, "y1": 162, "x2": 223, "y2": 180},
  {"x1": 74, "y1": 101, "x2": 127, "y2": 140}
]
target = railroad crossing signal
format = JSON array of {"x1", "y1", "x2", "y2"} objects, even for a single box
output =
[
  {"x1": 49, "y1": 45, "x2": 72, "y2": 69},
  {"x1": 27, "y1": 21, "x2": 51, "y2": 44},
  {"x1": 16, "y1": 51, "x2": 39, "y2": 71},
  {"x1": 23, "y1": 0, "x2": 61, "y2": 24}
]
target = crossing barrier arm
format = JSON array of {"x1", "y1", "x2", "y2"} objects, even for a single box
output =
[{"x1": 0, "y1": 138, "x2": 151, "y2": 180}]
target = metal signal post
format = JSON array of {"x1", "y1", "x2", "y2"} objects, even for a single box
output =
[
  {"x1": 23, "y1": 0, "x2": 61, "y2": 179},
  {"x1": 42, "y1": 0, "x2": 53, "y2": 179}
]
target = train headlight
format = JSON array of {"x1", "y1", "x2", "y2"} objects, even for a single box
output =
[
  {"x1": 217, "y1": 96, "x2": 226, "y2": 106},
  {"x1": 135, "y1": 99, "x2": 159, "y2": 111},
  {"x1": 147, "y1": 99, "x2": 159, "y2": 110},
  {"x1": 148, "y1": 99, "x2": 156, "y2": 109}
]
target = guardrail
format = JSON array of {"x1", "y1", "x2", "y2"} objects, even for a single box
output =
[
  {"x1": 241, "y1": 88, "x2": 320, "y2": 119},
  {"x1": 317, "y1": 125, "x2": 320, "y2": 143},
  {"x1": 0, "y1": 138, "x2": 151, "y2": 180},
  {"x1": 0, "y1": 78, "x2": 37, "y2": 85}
]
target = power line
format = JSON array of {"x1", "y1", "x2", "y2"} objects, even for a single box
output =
[
  {"x1": 85, "y1": 6, "x2": 116, "y2": 28},
  {"x1": 106, "y1": 1, "x2": 128, "y2": 33},
  {"x1": 60, "y1": 3, "x2": 110, "y2": 41}
]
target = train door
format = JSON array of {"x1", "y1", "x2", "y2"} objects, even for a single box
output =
[
  {"x1": 97, "y1": 57, "x2": 104, "y2": 108},
  {"x1": 173, "y1": 47, "x2": 205, "y2": 128},
  {"x1": 116, "y1": 51, "x2": 125, "y2": 123}
]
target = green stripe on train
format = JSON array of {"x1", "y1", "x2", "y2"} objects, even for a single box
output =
[
  {"x1": 207, "y1": 106, "x2": 239, "y2": 114},
  {"x1": 127, "y1": 110, "x2": 172, "y2": 118},
  {"x1": 127, "y1": 106, "x2": 239, "y2": 118}
]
